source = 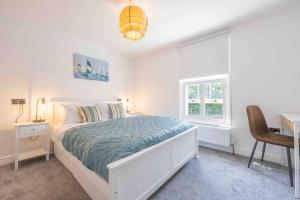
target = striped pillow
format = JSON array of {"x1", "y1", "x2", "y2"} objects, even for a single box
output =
[
  {"x1": 108, "y1": 103, "x2": 125, "y2": 119},
  {"x1": 78, "y1": 105, "x2": 102, "y2": 123}
]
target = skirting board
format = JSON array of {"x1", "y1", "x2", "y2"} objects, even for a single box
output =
[
  {"x1": 235, "y1": 147, "x2": 284, "y2": 164},
  {"x1": 0, "y1": 146, "x2": 285, "y2": 167},
  {"x1": 199, "y1": 141, "x2": 284, "y2": 165},
  {"x1": 0, "y1": 151, "x2": 54, "y2": 167},
  {"x1": 0, "y1": 154, "x2": 14, "y2": 166}
]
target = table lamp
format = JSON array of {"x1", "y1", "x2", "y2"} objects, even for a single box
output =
[{"x1": 33, "y1": 98, "x2": 46, "y2": 122}]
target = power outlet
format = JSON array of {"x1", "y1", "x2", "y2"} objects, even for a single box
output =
[{"x1": 11, "y1": 99, "x2": 25, "y2": 105}]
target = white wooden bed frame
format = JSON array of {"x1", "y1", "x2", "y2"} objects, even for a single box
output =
[{"x1": 51, "y1": 98, "x2": 198, "y2": 200}]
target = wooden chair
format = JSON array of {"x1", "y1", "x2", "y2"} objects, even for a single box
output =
[{"x1": 246, "y1": 105, "x2": 295, "y2": 187}]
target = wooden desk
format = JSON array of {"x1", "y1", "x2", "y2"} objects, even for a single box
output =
[{"x1": 281, "y1": 113, "x2": 300, "y2": 198}]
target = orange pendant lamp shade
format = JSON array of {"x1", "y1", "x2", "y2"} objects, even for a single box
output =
[{"x1": 119, "y1": 5, "x2": 148, "y2": 41}]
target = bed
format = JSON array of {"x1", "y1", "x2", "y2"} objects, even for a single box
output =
[{"x1": 51, "y1": 98, "x2": 198, "y2": 200}]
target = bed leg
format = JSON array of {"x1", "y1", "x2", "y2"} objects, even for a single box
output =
[{"x1": 195, "y1": 128, "x2": 199, "y2": 159}]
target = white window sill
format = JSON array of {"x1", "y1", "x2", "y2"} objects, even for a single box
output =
[{"x1": 186, "y1": 120, "x2": 231, "y2": 129}]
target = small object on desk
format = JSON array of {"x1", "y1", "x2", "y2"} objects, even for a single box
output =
[
  {"x1": 13, "y1": 122, "x2": 50, "y2": 170},
  {"x1": 126, "y1": 112, "x2": 141, "y2": 117}
]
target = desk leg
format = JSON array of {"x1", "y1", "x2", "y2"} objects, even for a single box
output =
[
  {"x1": 281, "y1": 122, "x2": 286, "y2": 165},
  {"x1": 294, "y1": 123, "x2": 300, "y2": 198}
]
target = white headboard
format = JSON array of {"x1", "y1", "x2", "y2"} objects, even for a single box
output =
[{"x1": 51, "y1": 97, "x2": 121, "y2": 125}]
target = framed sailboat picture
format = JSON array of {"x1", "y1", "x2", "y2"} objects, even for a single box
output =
[{"x1": 74, "y1": 53, "x2": 109, "y2": 82}]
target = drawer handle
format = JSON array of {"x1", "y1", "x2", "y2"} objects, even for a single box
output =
[{"x1": 31, "y1": 128, "x2": 36, "y2": 131}]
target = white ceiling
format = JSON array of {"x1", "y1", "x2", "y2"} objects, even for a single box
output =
[
  {"x1": 0, "y1": 0, "x2": 296, "y2": 58},
  {"x1": 108, "y1": 0, "x2": 296, "y2": 58}
]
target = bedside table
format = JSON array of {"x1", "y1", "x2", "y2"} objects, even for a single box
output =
[
  {"x1": 125, "y1": 112, "x2": 141, "y2": 117},
  {"x1": 13, "y1": 122, "x2": 50, "y2": 169}
]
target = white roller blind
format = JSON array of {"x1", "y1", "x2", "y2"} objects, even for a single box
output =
[{"x1": 178, "y1": 33, "x2": 230, "y2": 79}]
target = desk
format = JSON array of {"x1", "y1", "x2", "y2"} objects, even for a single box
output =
[{"x1": 281, "y1": 113, "x2": 300, "y2": 198}]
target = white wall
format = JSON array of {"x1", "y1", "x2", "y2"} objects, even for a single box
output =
[
  {"x1": 135, "y1": 3, "x2": 300, "y2": 163},
  {"x1": 230, "y1": 4, "x2": 300, "y2": 161},
  {"x1": 0, "y1": 1, "x2": 135, "y2": 165},
  {"x1": 135, "y1": 48, "x2": 181, "y2": 117}
]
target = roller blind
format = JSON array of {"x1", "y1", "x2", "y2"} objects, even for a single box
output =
[{"x1": 178, "y1": 33, "x2": 230, "y2": 79}]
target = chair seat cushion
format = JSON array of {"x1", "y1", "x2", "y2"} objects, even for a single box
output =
[{"x1": 256, "y1": 133, "x2": 298, "y2": 148}]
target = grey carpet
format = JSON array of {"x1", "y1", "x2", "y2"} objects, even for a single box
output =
[
  {"x1": 0, "y1": 147, "x2": 297, "y2": 200},
  {"x1": 0, "y1": 156, "x2": 90, "y2": 200}
]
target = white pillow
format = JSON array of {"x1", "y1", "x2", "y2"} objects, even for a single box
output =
[
  {"x1": 60, "y1": 104, "x2": 83, "y2": 124},
  {"x1": 95, "y1": 103, "x2": 112, "y2": 121}
]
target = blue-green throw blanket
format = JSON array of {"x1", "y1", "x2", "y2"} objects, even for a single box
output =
[{"x1": 62, "y1": 116, "x2": 193, "y2": 182}]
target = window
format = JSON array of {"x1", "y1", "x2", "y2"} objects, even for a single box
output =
[{"x1": 181, "y1": 74, "x2": 230, "y2": 125}]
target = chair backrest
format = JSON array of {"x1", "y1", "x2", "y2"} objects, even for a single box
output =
[{"x1": 246, "y1": 105, "x2": 270, "y2": 138}]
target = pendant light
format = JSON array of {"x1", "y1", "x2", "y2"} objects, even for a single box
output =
[{"x1": 119, "y1": 3, "x2": 148, "y2": 41}]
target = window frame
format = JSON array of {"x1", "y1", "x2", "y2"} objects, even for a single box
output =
[{"x1": 180, "y1": 74, "x2": 231, "y2": 126}]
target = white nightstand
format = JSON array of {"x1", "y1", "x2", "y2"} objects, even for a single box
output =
[
  {"x1": 13, "y1": 122, "x2": 50, "y2": 169},
  {"x1": 125, "y1": 112, "x2": 141, "y2": 117}
]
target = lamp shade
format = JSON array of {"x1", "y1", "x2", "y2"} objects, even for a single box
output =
[{"x1": 119, "y1": 5, "x2": 148, "y2": 41}]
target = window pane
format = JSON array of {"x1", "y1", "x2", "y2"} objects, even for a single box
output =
[
  {"x1": 204, "y1": 82, "x2": 224, "y2": 119},
  {"x1": 187, "y1": 85, "x2": 201, "y2": 115},
  {"x1": 188, "y1": 85, "x2": 198, "y2": 99},
  {"x1": 188, "y1": 102, "x2": 201, "y2": 115}
]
